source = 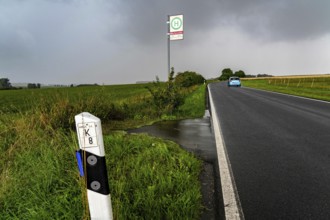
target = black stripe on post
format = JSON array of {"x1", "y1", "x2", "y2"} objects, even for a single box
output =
[{"x1": 80, "y1": 150, "x2": 110, "y2": 195}]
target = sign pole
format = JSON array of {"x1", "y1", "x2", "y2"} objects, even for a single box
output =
[
  {"x1": 167, "y1": 15, "x2": 171, "y2": 77},
  {"x1": 75, "y1": 112, "x2": 113, "y2": 220},
  {"x1": 167, "y1": 14, "x2": 184, "y2": 78}
]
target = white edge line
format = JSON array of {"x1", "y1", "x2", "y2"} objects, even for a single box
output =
[
  {"x1": 208, "y1": 85, "x2": 244, "y2": 220},
  {"x1": 243, "y1": 86, "x2": 330, "y2": 104}
]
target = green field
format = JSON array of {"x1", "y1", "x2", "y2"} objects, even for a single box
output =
[
  {"x1": 0, "y1": 84, "x2": 150, "y2": 113},
  {"x1": 0, "y1": 83, "x2": 206, "y2": 219},
  {"x1": 242, "y1": 75, "x2": 330, "y2": 101}
]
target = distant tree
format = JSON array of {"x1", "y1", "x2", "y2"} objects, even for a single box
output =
[
  {"x1": 28, "y1": 83, "x2": 38, "y2": 89},
  {"x1": 0, "y1": 78, "x2": 11, "y2": 89},
  {"x1": 257, "y1": 74, "x2": 273, "y2": 77},
  {"x1": 37, "y1": 83, "x2": 41, "y2": 88},
  {"x1": 77, "y1": 84, "x2": 100, "y2": 87},
  {"x1": 234, "y1": 70, "x2": 246, "y2": 78},
  {"x1": 175, "y1": 71, "x2": 205, "y2": 87},
  {"x1": 219, "y1": 68, "x2": 233, "y2": 81}
]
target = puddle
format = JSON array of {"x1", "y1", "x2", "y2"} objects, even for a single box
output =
[
  {"x1": 128, "y1": 110, "x2": 216, "y2": 163},
  {"x1": 128, "y1": 110, "x2": 224, "y2": 219}
]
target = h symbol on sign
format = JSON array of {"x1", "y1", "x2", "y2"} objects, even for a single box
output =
[{"x1": 173, "y1": 20, "x2": 180, "y2": 28}]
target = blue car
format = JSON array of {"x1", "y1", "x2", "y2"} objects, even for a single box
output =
[{"x1": 227, "y1": 77, "x2": 241, "y2": 87}]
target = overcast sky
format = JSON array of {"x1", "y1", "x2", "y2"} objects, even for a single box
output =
[{"x1": 1, "y1": 0, "x2": 330, "y2": 85}]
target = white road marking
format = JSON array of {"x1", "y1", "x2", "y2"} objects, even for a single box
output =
[{"x1": 208, "y1": 86, "x2": 244, "y2": 220}]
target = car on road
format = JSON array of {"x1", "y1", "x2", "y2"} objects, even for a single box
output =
[{"x1": 227, "y1": 77, "x2": 241, "y2": 87}]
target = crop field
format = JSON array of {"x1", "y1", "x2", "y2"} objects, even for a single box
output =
[
  {"x1": 0, "y1": 83, "x2": 206, "y2": 219},
  {"x1": 0, "y1": 84, "x2": 150, "y2": 113},
  {"x1": 242, "y1": 75, "x2": 330, "y2": 101}
]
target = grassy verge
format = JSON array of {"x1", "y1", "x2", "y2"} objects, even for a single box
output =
[
  {"x1": 178, "y1": 84, "x2": 206, "y2": 118},
  {"x1": 0, "y1": 83, "x2": 206, "y2": 219},
  {"x1": 104, "y1": 84, "x2": 207, "y2": 130},
  {"x1": 106, "y1": 132, "x2": 202, "y2": 219},
  {"x1": 0, "y1": 116, "x2": 83, "y2": 219},
  {"x1": 242, "y1": 75, "x2": 330, "y2": 101}
]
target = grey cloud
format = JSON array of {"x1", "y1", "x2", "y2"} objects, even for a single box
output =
[
  {"x1": 267, "y1": 0, "x2": 330, "y2": 41},
  {"x1": 1, "y1": 0, "x2": 329, "y2": 84},
  {"x1": 218, "y1": 0, "x2": 330, "y2": 41},
  {"x1": 0, "y1": 29, "x2": 35, "y2": 61},
  {"x1": 111, "y1": 0, "x2": 223, "y2": 44},
  {"x1": 114, "y1": 0, "x2": 330, "y2": 44}
]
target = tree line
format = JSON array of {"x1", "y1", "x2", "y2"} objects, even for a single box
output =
[
  {"x1": 219, "y1": 68, "x2": 246, "y2": 81},
  {"x1": 218, "y1": 68, "x2": 273, "y2": 80},
  {"x1": 0, "y1": 78, "x2": 41, "y2": 90}
]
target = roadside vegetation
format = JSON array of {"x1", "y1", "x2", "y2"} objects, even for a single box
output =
[
  {"x1": 107, "y1": 132, "x2": 201, "y2": 219},
  {"x1": 242, "y1": 75, "x2": 330, "y2": 102},
  {"x1": 218, "y1": 68, "x2": 246, "y2": 81},
  {"x1": 0, "y1": 71, "x2": 207, "y2": 219}
]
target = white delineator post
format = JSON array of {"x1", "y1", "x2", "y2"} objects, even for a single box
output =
[{"x1": 75, "y1": 112, "x2": 113, "y2": 220}]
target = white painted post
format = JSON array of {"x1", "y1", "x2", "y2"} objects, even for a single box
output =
[{"x1": 75, "y1": 112, "x2": 113, "y2": 220}]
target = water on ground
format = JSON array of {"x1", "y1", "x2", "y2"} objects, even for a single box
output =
[{"x1": 128, "y1": 111, "x2": 224, "y2": 219}]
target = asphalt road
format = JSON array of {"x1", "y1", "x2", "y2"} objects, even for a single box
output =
[{"x1": 209, "y1": 82, "x2": 330, "y2": 220}]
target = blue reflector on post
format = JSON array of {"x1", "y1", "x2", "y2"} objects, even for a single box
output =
[{"x1": 76, "y1": 150, "x2": 84, "y2": 177}]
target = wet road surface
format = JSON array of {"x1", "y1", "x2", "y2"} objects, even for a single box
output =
[{"x1": 209, "y1": 82, "x2": 330, "y2": 219}]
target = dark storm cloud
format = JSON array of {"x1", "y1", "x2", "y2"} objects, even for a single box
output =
[
  {"x1": 115, "y1": 0, "x2": 330, "y2": 43},
  {"x1": 222, "y1": 0, "x2": 330, "y2": 41},
  {"x1": 0, "y1": 0, "x2": 121, "y2": 83},
  {"x1": 0, "y1": 0, "x2": 329, "y2": 84},
  {"x1": 266, "y1": 0, "x2": 330, "y2": 41},
  {"x1": 111, "y1": 0, "x2": 223, "y2": 44}
]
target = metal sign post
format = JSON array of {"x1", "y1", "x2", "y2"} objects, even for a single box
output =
[
  {"x1": 167, "y1": 14, "x2": 183, "y2": 76},
  {"x1": 75, "y1": 112, "x2": 113, "y2": 220}
]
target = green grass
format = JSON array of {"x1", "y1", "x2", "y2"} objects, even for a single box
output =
[
  {"x1": 178, "y1": 84, "x2": 206, "y2": 118},
  {"x1": 106, "y1": 132, "x2": 202, "y2": 219},
  {"x1": 0, "y1": 122, "x2": 202, "y2": 219},
  {"x1": 0, "y1": 84, "x2": 151, "y2": 114},
  {"x1": 0, "y1": 83, "x2": 207, "y2": 219},
  {"x1": 1, "y1": 83, "x2": 206, "y2": 130},
  {"x1": 0, "y1": 118, "x2": 83, "y2": 219},
  {"x1": 242, "y1": 76, "x2": 330, "y2": 101}
]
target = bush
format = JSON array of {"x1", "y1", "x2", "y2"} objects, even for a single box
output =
[
  {"x1": 147, "y1": 81, "x2": 184, "y2": 116},
  {"x1": 175, "y1": 71, "x2": 205, "y2": 88}
]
